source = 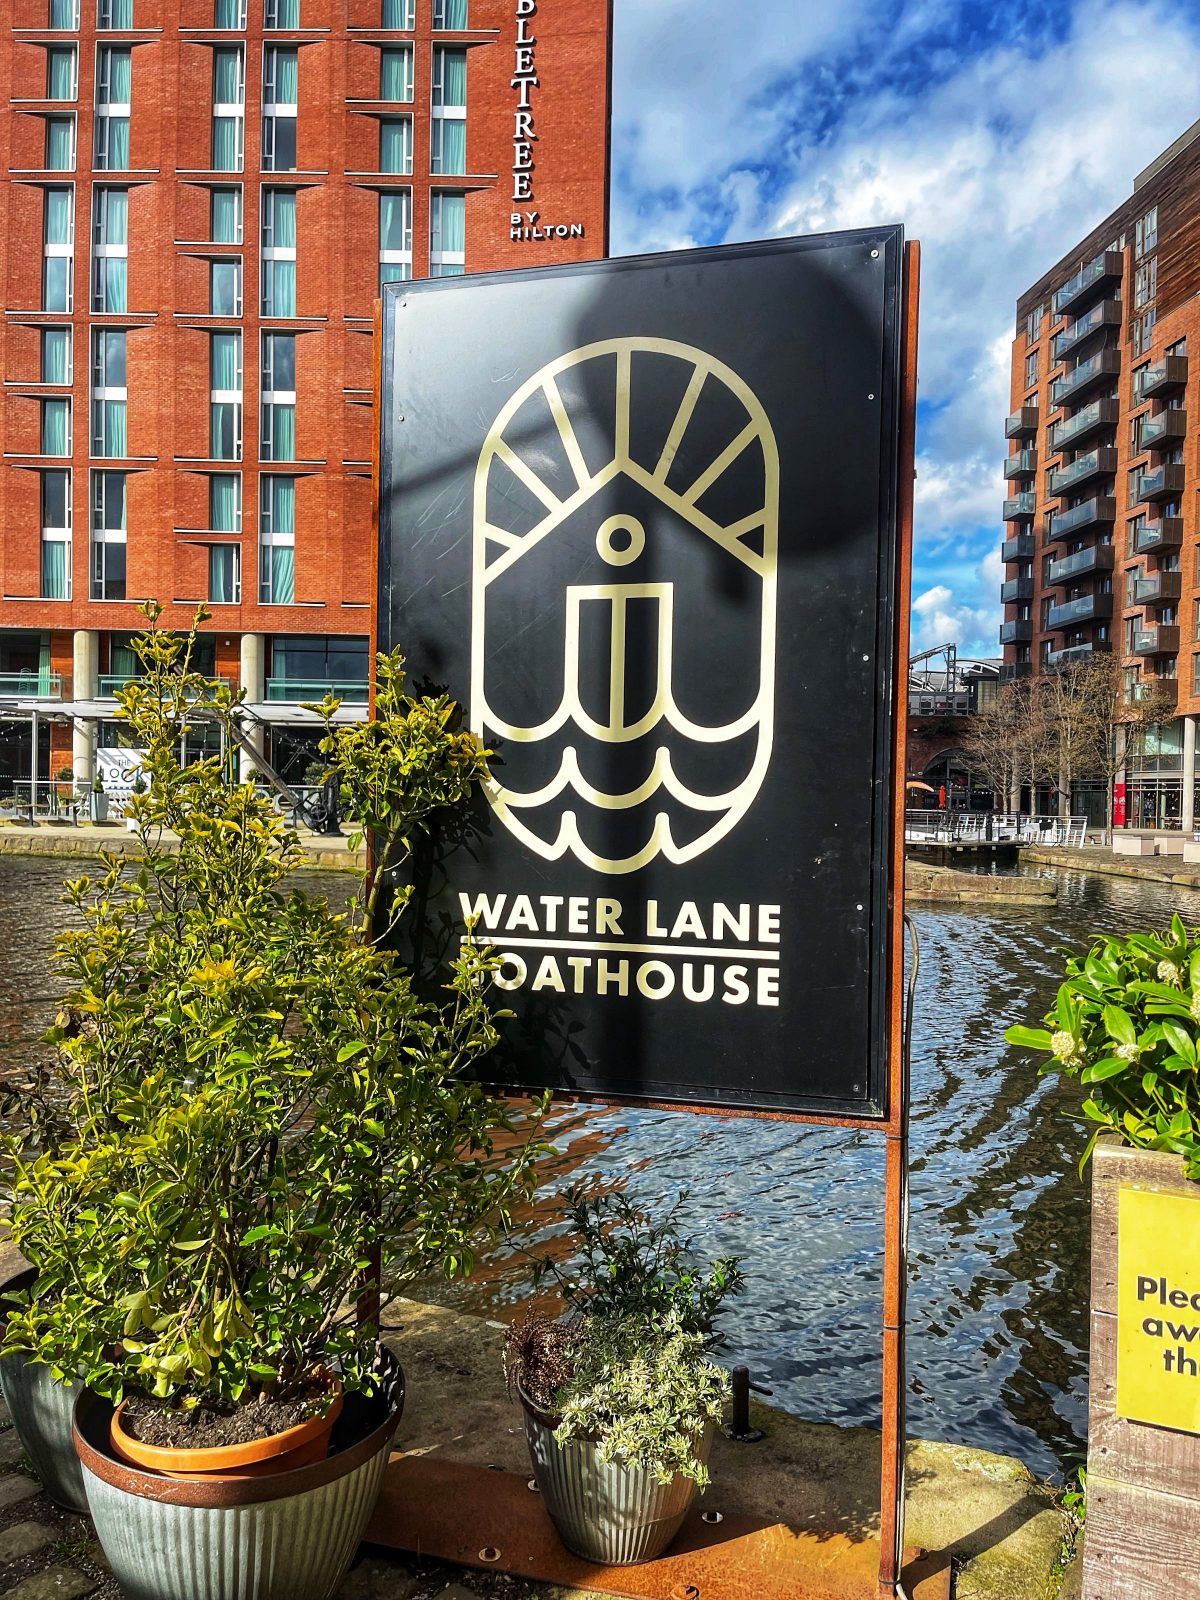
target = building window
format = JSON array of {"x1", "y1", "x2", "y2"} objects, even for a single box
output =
[
  {"x1": 210, "y1": 331, "x2": 242, "y2": 460},
  {"x1": 262, "y1": 46, "x2": 298, "y2": 172},
  {"x1": 1134, "y1": 257, "x2": 1157, "y2": 310},
  {"x1": 433, "y1": 0, "x2": 468, "y2": 26},
  {"x1": 92, "y1": 186, "x2": 128, "y2": 312},
  {"x1": 380, "y1": 45, "x2": 413, "y2": 101},
  {"x1": 260, "y1": 333, "x2": 296, "y2": 461},
  {"x1": 91, "y1": 329, "x2": 127, "y2": 457},
  {"x1": 261, "y1": 188, "x2": 297, "y2": 314},
  {"x1": 90, "y1": 470, "x2": 126, "y2": 600},
  {"x1": 259, "y1": 475, "x2": 295, "y2": 603},
  {"x1": 98, "y1": 0, "x2": 133, "y2": 23},
  {"x1": 1135, "y1": 206, "x2": 1158, "y2": 258},
  {"x1": 1133, "y1": 307, "x2": 1157, "y2": 357},
  {"x1": 41, "y1": 398, "x2": 71, "y2": 456},
  {"x1": 379, "y1": 116, "x2": 413, "y2": 175},
  {"x1": 41, "y1": 470, "x2": 72, "y2": 599},
  {"x1": 265, "y1": 0, "x2": 299, "y2": 23},
  {"x1": 1025, "y1": 304, "x2": 1042, "y2": 345},
  {"x1": 210, "y1": 186, "x2": 242, "y2": 243},
  {"x1": 214, "y1": 0, "x2": 246, "y2": 25},
  {"x1": 429, "y1": 191, "x2": 465, "y2": 275},
  {"x1": 212, "y1": 46, "x2": 244, "y2": 172},
  {"x1": 208, "y1": 543, "x2": 241, "y2": 604},
  {"x1": 209, "y1": 472, "x2": 241, "y2": 531},
  {"x1": 268, "y1": 634, "x2": 368, "y2": 696},
  {"x1": 382, "y1": 0, "x2": 414, "y2": 26},
  {"x1": 210, "y1": 257, "x2": 242, "y2": 315},
  {"x1": 45, "y1": 115, "x2": 76, "y2": 171},
  {"x1": 1024, "y1": 349, "x2": 1038, "y2": 390},
  {"x1": 42, "y1": 187, "x2": 73, "y2": 312},
  {"x1": 379, "y1": 189, "x2": 412, "y2": 286},
  {"x1": 47, "y1": 46, "x2": 77, "y2": 99},
  {"x1": 41, "y1": 328, "x2": 72, "y2": 385},
  {"x1": 431, "y1": 47, "x2": 466, "y2": 175},
  {"x1": 94, "y1": 46, "x2": 131, "y2": 170},
  {"x1": 49, "y1": 0, "x2": 78, "y2": 26}
]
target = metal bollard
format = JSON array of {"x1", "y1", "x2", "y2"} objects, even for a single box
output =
[{"x1": 726, "y1": 1365, "x2": 772, "y2": 1443}]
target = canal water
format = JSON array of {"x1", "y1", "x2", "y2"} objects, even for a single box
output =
[{"x1": 2, "y1": 851, "x2": 1196, "y2": 1480}]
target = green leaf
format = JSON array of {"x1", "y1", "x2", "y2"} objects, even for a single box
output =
[
  {"x1": 1005, "y1": 1025, "x2": 1053, "y2": 1050},
  {"x1": 1103, "y1": 1006, "x2": 1137, "y2": 1046}
]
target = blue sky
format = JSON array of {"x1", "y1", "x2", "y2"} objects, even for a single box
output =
[{"x1": 609, "y1": 0, "x2": 1200, "y2": 661}]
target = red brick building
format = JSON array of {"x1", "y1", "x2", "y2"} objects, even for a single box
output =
[
  {"x1": 1001, "y1": 121, "x2": 1200, "y2": 831},
  {"x1": 0, "y1": 0, "x2": 612, "y2": 793}
]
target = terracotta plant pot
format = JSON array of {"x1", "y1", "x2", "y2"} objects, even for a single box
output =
[
  {"x1": 109, "y1": 1378, "x2": 344, "y2": 1480},
  {"x1": 74, "y1": 1356, "x2": 403, "y2": 1600}
]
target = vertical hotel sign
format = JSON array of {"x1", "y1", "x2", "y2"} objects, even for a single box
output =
[
  {"x1": 378, "y1": 232, "x2": 905, "y2": 1116},
  {"x1": 509, "y1": 0, "x2": 586, "y2": 244}
]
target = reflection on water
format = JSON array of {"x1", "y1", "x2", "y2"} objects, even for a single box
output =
[{"x1": 2, "y1": 851, "x2": 1196, "y2": 1478}]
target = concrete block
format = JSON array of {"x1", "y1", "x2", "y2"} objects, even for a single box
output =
[
  {"x1": 1155, "y1": 837, "x2": 1185, "y2": 856},
  {"x1": 1183, "y1": 841, "x2": 1200, "y2": 864},
  {"x1": 1112, "y1": 836, "x2": 1156, "y2": 857}
]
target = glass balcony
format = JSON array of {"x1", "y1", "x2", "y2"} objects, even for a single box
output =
[
  {"x1": 1134, "y1": 463, "x2": 1185, "y2": 503},
  {"x1": 1003, "y1": 492, "x2": 1037, "y2": 521},
  {"x1": 1131, "y1": 517, "x2": 1183, "y2": 555},
  {"x1": 1001, "y1": 576, "x2": 1034, "y2": 603},
  {"x1": 1052, "y1": 299, "x2": 1121, "y2": 363},
  {"x1": 1005, "y1": 407, "x2": 1039, "y2": 440},
  {"x1": 999, "y1": 661, "x2": 1032, "y2": 682},
  {"x1": 1047, "y1": 497, "x2": 1115, "y2": 539},
  {"x1": 1131, "y1": 626, "x2": 1180, "y2": 656},
  {"x1": 1139, "y1": 410, "x2": 1187, "y2": 450},
  {"x1": 265, "y1": 678, "x2": 370, "y2": 702},
  {"x1": 1047, "y1": 544, "x2": 1115, "y2": 585},
  {"x1": 1003, "y1": 449, "x2": 1037, "y2": 481},
  {"x1": 1049, "y1": 398, "x2": 1119, "y2": 453},
  {"x1": 1052, "y1": 250, "x2": 1123, "y2": 317},
  {"x1": 1135, "y1": 354, "x2": 1188, "y2": 401},
  {"x1": 1047, "y1": 642, "x2": 1109, "y2": 669},
  {"x1": 1132, "y1": 572, "x2": 1183, "y2": 605},
  {"x1": 1002, "y1": 533, "x2": 1036, "y2": 562},
  {"x1": 999, "y1": 619, "x2": 1033, "y2": 645},
  {"x1": 0, "y1": 671, "x2": 65, "y2": 699},
  {"x1": 1050, "y1": 348, "x2": 1121, "y2": 406},
  {"x1": 1046, "y1": 593, "x2": 1113, "y2": 630},
  {"x1": 1130, "y1": 679, "x2": 1177, "y2": 705},
  {"x1": 98, "y1": 674, "x2": 235, "y2": 697},
  {"x1": 1048, "y1": 446, "x2": 1118, "y2": 498}
]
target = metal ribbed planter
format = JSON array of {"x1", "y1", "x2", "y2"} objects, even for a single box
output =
[
  {"x1": 520, "y1": 1387, "x2": 711, "y2": 1565},
  {"x1": 73, "y1": 1363, "x2": 404, "y2": 1600},
  {"x1": 0, "y1": 1352, "x2": 88, "y2": 1513}
]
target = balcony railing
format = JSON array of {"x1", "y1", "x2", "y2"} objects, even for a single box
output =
[
  {"x1": 1130, "y1": 680, "x2": 1176, "y2": 705},
  {"x1": 1131, "y1": 516, "x2": 1183, "y2": 555},
  {"x1": 265, "y1": 678, "x2": 370, "y2": 703},
  {"x1": 1005, "y1": 407, "x2": 1039, "y2": 440},
  {"x1": 1132, "y1": 571, "x2": 1183, "y2": 605},
  {"x1": 1052, "y1": 298, "x2": 1121, "y2": 362},
  {"x1": 1048, "y1": 445, "x2": 1118, "y2": 498},
  {"x1": 1003, "y1": 449, "x2": 1038, "y2": 481},
  {"x1": 1134, "y1": 463, "x2": 1185, "y2": 503},
  {"x1": 1049, "y1": 398, "x2": 1119, "y2": 454},
  {"x1": 1139, "y1": 410, "x2": 1187, "y2": 451},
  {"x1": 97, "y1": 674, "x2": 236, "y2": 697},
  {"x1": 1003, "y1": 492, "x2": 1037, "y2": 521},
  {"x1": 1001, "y1": 577, "x2": 1035, "y2": 603},
  {"x1": 1135, "y1": 355, "x2": 1188, "y2": 401},
  {"x1": 1046, "y1": 592, "x2": 1113, "y2": 630},
  {"x1": 1047, "y1": 544, "x2": 1115, "y2": 585},
  {"x1": 999, "y1": 661, "x2": 1033, "y2": 682},
  {"x1": 1050, "y1": 348, "x2": 1121, "y2": 406},
  {"x1": 1131, "y1": 625, "x2": 1181, "y2": 656},
  {"x1": 999, "y1": 619, "x2": 1033, "y2": 645},
  {"x1": 1047, "y1": 496, "x2": 1115, "y2": 539},
  {"x1": 1047, "y1": 641, "x2": 1109, "y2": 669},
  {"x1": 0, "y1": 672, "x2": 64, "y2": 700},
  {"x1": 1002, "y1": 533, "x2": 1036, "y2": 563},
  {"x1": 1052, "y1": 250, "x2": 1123, "y2": 317}
]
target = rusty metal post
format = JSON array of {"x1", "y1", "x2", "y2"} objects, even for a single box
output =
[{"x1": 877, "y1": 238, "x2": 920, "y2": 1600}]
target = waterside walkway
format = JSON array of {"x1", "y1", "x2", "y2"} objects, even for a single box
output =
[
  {"x1": 1019, "y1": 844, "x2": 1200, "y2": 892},
  {"x1": 0, "y1": 821, "x2": 364, "y2": 874}
]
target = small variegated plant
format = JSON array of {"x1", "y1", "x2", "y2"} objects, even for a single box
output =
[{"x1": 1006, "y1": 913, "x2": 1200, "y2": 1179}]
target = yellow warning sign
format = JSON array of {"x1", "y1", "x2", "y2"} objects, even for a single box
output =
[{"x1": 1118, "y1": 1185, "x2": 1200, "y2": 1433}]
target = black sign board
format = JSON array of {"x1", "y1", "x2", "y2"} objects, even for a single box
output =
[{"x1": 379, "y1": 229, "x2": 905, "y2": 1118}]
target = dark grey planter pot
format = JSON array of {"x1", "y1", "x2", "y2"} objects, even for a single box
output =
[
  {"x1": 73, "y1": 1362, "x2": 404, "y2": 1600},
  {"x1": 0, "y1": 1352, "x2": 88, "y2": 1513},
  {"x1": 520, "y1": 1386, "x2": 713, "y2": 1565}
]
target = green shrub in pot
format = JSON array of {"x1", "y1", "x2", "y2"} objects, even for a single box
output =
[
  {"x1": 1006, "y1": 913, "x2": 1200, "y2": 1177},
  {"x1": 0, "y1": 603, "x2": 547, "y2": 1598}
]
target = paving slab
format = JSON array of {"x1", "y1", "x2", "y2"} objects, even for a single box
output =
[
  {"x1": 0, "y1": 1481, "x2": 39, "y2": 1513},
  {"x1": 0, "y1": 1524, "x2": 54, "y2": 1565},
  {"x1": 0, "y1": 1567, "x2": 94, "y2": 1600}
]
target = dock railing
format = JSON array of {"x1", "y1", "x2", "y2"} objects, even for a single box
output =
[{"x1": 905, "y1": 810, "x2": 1088, "y2": 848}]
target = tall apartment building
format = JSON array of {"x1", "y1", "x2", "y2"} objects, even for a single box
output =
[
  {"x1": 1000, "y1": 122, "x2": 1200, "y2": 832},
  {"x1": 0, "y1": 0, "x2": 611, "y2": 792}
]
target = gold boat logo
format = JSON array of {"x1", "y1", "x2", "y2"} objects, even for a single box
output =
[{"x1": 471, "y1": 336, "x2": 779, "y2": 875}]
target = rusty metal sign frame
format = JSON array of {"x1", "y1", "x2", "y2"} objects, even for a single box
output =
[{"x1": 368, "y1": 240, "x2": 922, "y2": 1600}]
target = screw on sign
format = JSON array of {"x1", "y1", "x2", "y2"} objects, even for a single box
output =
[{"x1": 671, "y1": 1586, "x2": 702, "y2": 1600}]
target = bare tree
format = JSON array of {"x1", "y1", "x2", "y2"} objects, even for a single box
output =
[{"x1": 961, "y1": 678, "x2": 1054, "y2": 813}]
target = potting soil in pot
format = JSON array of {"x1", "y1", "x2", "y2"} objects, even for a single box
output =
[{"x1": 120, "y1": 1381, "x2": 332, "y2": 1451}]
